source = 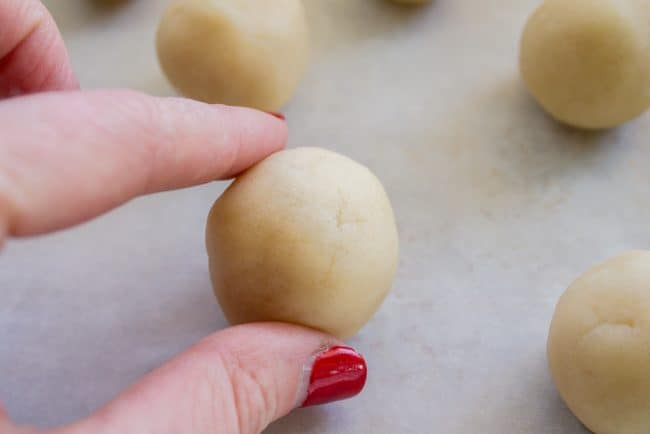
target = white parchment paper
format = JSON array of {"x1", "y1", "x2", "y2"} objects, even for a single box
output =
[{"x1": 5, "y1": 1, "x2": 649, "y2": 432}]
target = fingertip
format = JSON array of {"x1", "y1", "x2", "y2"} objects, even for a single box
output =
[
  {"x1": 300, "y1": 345, "x2": 368, "y2": 408},
  {"x1": 213, "y1": 104, "x2": 288, "y2": 177},
  {"x1": 265, "y1": 111, "x2": 286, "y2": 121},
  {"x1": 211, "y1": 323, "x2": 367, "y2": 412}
]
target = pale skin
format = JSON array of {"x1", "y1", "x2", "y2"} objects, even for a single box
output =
[{"x1": 0, "y1": 1, "x2": 344, "y2": 433}]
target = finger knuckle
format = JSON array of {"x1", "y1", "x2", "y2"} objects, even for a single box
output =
[{"x1": 91, "y1": 89, "x2": 165, "y2": 192}]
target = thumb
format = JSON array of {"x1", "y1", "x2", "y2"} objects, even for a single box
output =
[{"x1": 53, "y1": 323, "x2": 367, "y2": 434}]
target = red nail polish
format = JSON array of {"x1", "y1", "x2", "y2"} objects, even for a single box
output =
[
  {"x1": 301, "y1": 346, "x2": 367, "y2": 407},
  {"x1": 266, "y1": 111, "x2": 285, "y2": 120}
]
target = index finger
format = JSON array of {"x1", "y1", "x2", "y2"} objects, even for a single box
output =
[{"x1": 0, "y1": 89, "x2": 287, "y2": 239}]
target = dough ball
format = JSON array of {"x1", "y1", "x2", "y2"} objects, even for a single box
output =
[
  {"x1": 519, "y1": 0, "x2": 650, "y2": 129},
  {"x1": 206, "y1": 147, "x2": 399, "y2": 339},
  {"x1": 548, "y1": 251, "x2": 650, "y2": 434},
  {"x1": 156, "y1": 0, "x2": 309, "y2": 111}
]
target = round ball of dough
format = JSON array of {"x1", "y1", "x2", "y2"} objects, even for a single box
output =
[
  {"x1": 548, "y1": 251, "x2": 650, "y2": 434},
  {"x1": 156, "y1": 0, "x2": 309, "y2": 111},
  {"x1": 519, "y1": 0, "x2": 650, "y2": 129},
  {"x1": 206, "y1": 147, "x2": 399, "y2": 339}
]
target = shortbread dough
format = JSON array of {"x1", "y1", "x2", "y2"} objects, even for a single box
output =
[
  {"x1": 548, "y1": 251, "x2": 650, "y2": 434},
  {"x1": 156, "y1": 0, "x2": 310, "y2": 111},
  {"x1": 206, "y1": 147, "x2": 399, "y2": 339},
  {"x1": 520, "y1": 0, "x2": 650, "y2": 129}
]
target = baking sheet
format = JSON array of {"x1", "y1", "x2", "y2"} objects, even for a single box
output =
[{"x1": 4, "y1": 0, "x2": 649, "y2": 432}]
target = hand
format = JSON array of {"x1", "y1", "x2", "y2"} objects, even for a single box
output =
[{"x1": 0, "y1": 1, "x2": 368, "y2": 433}]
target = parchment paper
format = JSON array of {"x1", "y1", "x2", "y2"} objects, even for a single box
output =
[{"x1": 5, "y1": 1, "x2": 648, "y2": 432}]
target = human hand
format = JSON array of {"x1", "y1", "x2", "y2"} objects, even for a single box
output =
[{"x1": 0, "y1": 1, "x2": 368, "y2": 433}]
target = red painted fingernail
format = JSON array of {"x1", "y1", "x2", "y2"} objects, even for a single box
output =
[
  {"x1": 266, "y1": 111, "x2": 285, "y2": 120},
  {"x1": 301, "y1": 346, "x2": 367, "y2": 407}
]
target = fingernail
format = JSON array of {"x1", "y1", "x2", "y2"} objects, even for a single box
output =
[
  {"x1": 266, "y1": 111, "x2": 285, "y2": 121},
  {"x1": 301, "y1": 346, "x2": 367, "y2": 407}
]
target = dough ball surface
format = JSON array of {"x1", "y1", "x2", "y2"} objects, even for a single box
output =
[
  {"x1": 156, "y1": 0, "x2": 309, "y2": 111},
  {"x1": 519, "y1": 0, "x2": 650, "y2": 129},
  {"x1": 548, "y1": 251, "x2": 650, "y2": 434},
  {"x1": 206, "y1": 147, "x2": 399, "y2": 339}
]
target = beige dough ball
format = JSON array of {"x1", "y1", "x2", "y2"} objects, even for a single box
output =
[
  {"x1": 548, "y1": 251, "x2": 650, "y2": 434},
  {"x1": 205, "y1": 147, "x2": 399, "y2": 339},
  {"x1": 156, "y1": 0, "x2": 309, "y2": 111},
  {"x1": 519, "y1": 0, "x2": 650, "y2": 129}
]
